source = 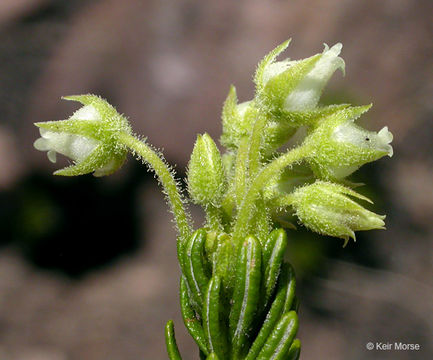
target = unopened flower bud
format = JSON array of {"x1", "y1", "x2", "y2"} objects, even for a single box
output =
[
  {"x1": 188, "y1": 133, "x2": 225, "y2": 206},
  {"x1": 34, "y1": 95, "x2": 132, "y2": 177},
  {"x1": 220, "y1": 85, "x2": 256, "y2": 149},
  {"x1": 303, "y1": 105, "x2": 393, "y2": 180},
  {"x1": 291, "y1": 181, "x2": 385, "y2": 245}
]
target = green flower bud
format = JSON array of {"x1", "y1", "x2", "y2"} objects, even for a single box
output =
[
  {"x1": 220, "y1": 85, "x2": 256, "y2": 149},
  {"x1": 256, "y1": 41, "x2": 345, "y2": 114},
  {"x1": 303, "y1": 105, "x2": 393, "y2": 180},
  {"x1": 291, "y1": 181, "x2": 385, "y2": 245},
  {"x1": 34, "y1": 94, "x2": 132, "y2": 177},
  {"x1": 187, "y1": 133, "x2": 225, "y2": 206}
]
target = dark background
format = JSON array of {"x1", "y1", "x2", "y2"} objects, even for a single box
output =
[{"x1": 0, "y1": 1, "x2": 432, "y2": 359}]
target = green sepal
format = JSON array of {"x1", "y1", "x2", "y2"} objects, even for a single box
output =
[
  {"x1": 220, "y1": 85, "x2": 257, "y2": 150},
  {"x1": 53, "y1": 144, "x2": 113, "y2": 177},
  {"x1": 35, "y1": 119, "x2": 102, "y2": 141},
  {"x1": 220, "y1": 85, "x2": 239, "y2": 149},
  {"x1": 290, "y1": 181, "x2": 385, "y2": 243},
  {"x1": 254, "y1": 39, "x2": 292, "y2": 92},
  {"x1": 188, "y1": 133, "x2": 226, "y2": 207},
  {"x1": 287, "y1": 338, "x2": 301, "y2": 360},
  {"x1": 246, "y1": 263, "x2": 296, "y2": 360},
  {"x1": 165, "y1": 320, "x2": 183, "y2": 360},
  {"x1": 275, "y1": 103, "x2": 350, "y2": 127},
  {"x1": 256, "y1": 311, "x2": 299, "y2": 360},
  {"x1": 262, "y1": 229, "x2": 288, "y2": 306},
  {"x1": 261, "y1": 104, "x2": 351, "y2": 156},
  {"x1": 203, "y1": 275, "x2": 229, "y2": 360},
  {"x1": 62, "y1": 94, "x2": 131, "y2": 132},
  {"x1": 260, "y1": 54, "x2": 321, "y2": 112},
  {"x1": 182, "y1": 229, "x2": 211, "y2": 313},
  {"x1": 229, "y1": 235, "x2": 262, "y2": 359},
  {"x1": 180, "y1": 277, "x2": 209, "y2": 356}
]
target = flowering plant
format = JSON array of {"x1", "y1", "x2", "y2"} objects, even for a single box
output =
[{"x1": 35, "y1": 40, "x2": 392, "y2": 359}]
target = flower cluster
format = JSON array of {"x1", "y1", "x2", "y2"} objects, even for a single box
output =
[{"x1": 34, "y1": 40, "x2": 393, "y2": 359}]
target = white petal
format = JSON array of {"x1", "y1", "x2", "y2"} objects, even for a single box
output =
[
  {"x1": 377, "y1": 126, "x2": 394, "y2": 157},
  {"x1": 47, "y1": 150, "x2": 57, "y2": 163},
  {"x1": 70, "y1": 105, "x2": 101, "y2": 121},
  {"x1": 262, "y1": 59, "x2": 294, "y2": 86},
  {"x1": 333, "y1": 122, "x2": 394, "y2": 157},
  {"x1": 93, "y1": 158, "x2": 117, "y2": 177},
  {"x1": 284, "y1": 43, "x2": 345, "y2": 111},
  {"x1": 35, "y1": 130, "x2": 98, "y2": 162},
  {"x1": 327, "y1": 164, "x2": 360, "y2": 179},
  {"x1": 34, "y1": 137, "x2": 50, "y2": 151}
]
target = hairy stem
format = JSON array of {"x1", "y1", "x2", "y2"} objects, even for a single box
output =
[
  {"x1": 205, "y1": 204, "x2": 223, "y2": 232},
  {"x1": 118, "y1": 132, "x2": 192, "y2": 244},
  {"x1": 233, "y1": 146, "x2": 306, "y2": 244},
  {"x1": 247, "y1": 113, "x2": 267, "y2": 178},
  {"x1": 234, "y1": 137, "x2": 250, "y2": 209}
]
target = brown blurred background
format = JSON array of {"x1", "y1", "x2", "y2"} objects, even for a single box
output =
[{"x1": 0, "y1": 0, "x2": 432, "y2": 359}]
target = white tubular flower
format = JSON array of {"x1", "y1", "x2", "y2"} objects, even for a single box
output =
[
  {"x1": 284, "y1": 43, "x2": 345, "y2": 111},
  {"x1": 303, "y1": 105, "x2": 393, "y2": 180},
  {"x1": 256, "y1": 40, "x2": 345, "y2": 114},
  {"x1": 34, "y1": 105, "x2": 99, "y2": 164},
  {"x1": 34, "y1": 95, "x2": 132, "y2": 177}
]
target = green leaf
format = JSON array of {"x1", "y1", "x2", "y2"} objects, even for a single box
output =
[
  {"x1": 246, "y1": 263, "x2": 296, "y2": 360},
  {"x1": 203, "y1": 276, "x2": 229, "y2": 359},
  {"x1": 211, "y1": 234, "x2": 236, "y2": 293},
  {"x1": 229, "y1": 236, "x2": 262, "y2": 359},
  {"x1": 165, "y1": 320, "x2": 183, "y2": 360},
  {"x1": 182, "y1": 229, "x2": 211, "y2": 313},
  {"x1": 180, "y1": 277, "x2": 209, "y2": 356},
  {"x1": 256, "y1": 311, "x2": 299, "y2": 360},
  {"x1": 287, "y1": 338, "x2": 301, "y2": 360},
  {"x1": 262, "y1": 229, "x2": 288, "y2": 307}
]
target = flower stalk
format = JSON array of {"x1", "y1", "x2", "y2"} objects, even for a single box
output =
[{"x1": 117, "y1": 132, "x2": 192, "y2": 244}]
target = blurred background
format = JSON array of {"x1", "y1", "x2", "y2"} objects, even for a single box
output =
[{"x1": 0, "y1": 0, "x2": 432, "y2": 359}]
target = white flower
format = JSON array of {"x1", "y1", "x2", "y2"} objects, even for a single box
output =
[
  {"x1": 34, "y1": 105, "x2": 100, "y2": 164},
  {"x1": 34, "y1": 95, "x2": 131, "y2": 176},
  {"x1": 284, "y1": 43, "x2": 345, "y2": 111},
  {"x1": 303, "y1": 105, "x2": 394, "y2": 180},
  {"x1": 333, "y1": 123, "x2": 393, "y2": 157}
]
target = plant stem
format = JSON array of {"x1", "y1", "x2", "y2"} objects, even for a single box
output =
[
  {"x1": 247, "y1": 113, "x2": 266, "y2": 178},
  {"x1": 205, "y1": 204, "x2": 223, "y2": 232},
  {"x1": 232, "y1": 146, "x2": 306, "y2": 244},
  {"x1": 118, "y1": 132, "x2": 192, "y2": 243},
  {"x1": 234, "y1": 137, "x2": 250, "y2": 208}
]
